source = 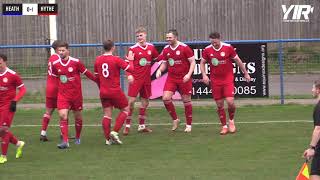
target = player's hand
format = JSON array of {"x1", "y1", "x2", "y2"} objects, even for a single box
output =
[
  {"x1": 202, "y1": 75, "x2": 210, "y2": 85},
  {"x1": 127, "y1": 75, "x2": 134, "y2": 84},
  {"x1": 156, "y1": 70, "x2": 162, "y2": 79},
  {"x1": 244, "y1": 73, "x2": 251, "y2": 83},
  {"x1": 303, "y1": 148, "x2": 315, "y2": 161},
  {"x1": 126, "y1": 51, "x2": 134, "y2": 61},
  {"x1": 183, "y1": 74, "x2": 191, "y2": 83},
  {"x1": 9, "y1": 100, "x2": 17, "y2": 112}
]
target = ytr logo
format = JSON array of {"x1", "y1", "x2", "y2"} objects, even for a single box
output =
[{"x1": 282, "y1": 5, "x2": 314, "y2": 22}]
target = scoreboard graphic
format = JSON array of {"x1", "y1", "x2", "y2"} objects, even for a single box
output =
[{"x1": 2, "y1": 3, "x2": 58, "y2": 16}]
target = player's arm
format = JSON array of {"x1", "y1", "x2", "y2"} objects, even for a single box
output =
[
  {"x1": 10, "y1": 76, "x2": 27, "y2": 112},
  {"x1": 126, "y1": 50, "x2": 134, "y2": 83},
  {"x1": 200, "y1": 58, "x2": 210, "y2": 85},
  {"x1": 155, "y1": 51, "x2": 167, "y2": 78},
  {"x1": 233, "y1": 56, "x2": 250, "y2": 82},
  {"x1": 94, "y1": 60, "x2": 100, "y2": 88},
  {"x1": 79, "y1": 60, "x2": 97, "y2": 82},
  {"x1": 303, "y1": 126, "x2": 320, "y2": 161},
  {"x1": 183, "y1": 56, "x2": 196, "y2": 83},
  {"x1": 303, "y1": 109, "x2": 320, "y2": 160}
]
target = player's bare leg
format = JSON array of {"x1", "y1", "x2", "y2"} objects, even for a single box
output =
[
  {"x1": 182, "y1": 95, "x2": 192, "y2": 133},
  {"x1": 138, "y1": 97, "x2": 152, "y2": 133},
  {"x1": 111, "y1": 106, "x2": 129, "y2": 145},
  {"x1": 102, "y1": 107, "x2": 113, "y2": 145},
  {"x1": 163, "y1": 91, "x2": 179, "y2": 131},
  {"x1": 57, "y1": 109, "x2": 70, "y2": 149},
  {"x1": 40, "y1": 107, "x2": 55, "y2": 142},
  {"x1": 215, "y1": 99, "x2": 228, "y2": 135},
  {"x1": 73, "y1": 110, "x2": 83, "y2": 144},
  {"x1": 123, "y1": 96, "x2": 136, "y2": 136},
  {"x1": 226, "y1": 97, "x2": 236, "y2": 133}
]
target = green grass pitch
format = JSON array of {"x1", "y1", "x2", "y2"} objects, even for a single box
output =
[{"x1": 0, "y1": 105, "x2": 314, "y2": 180}]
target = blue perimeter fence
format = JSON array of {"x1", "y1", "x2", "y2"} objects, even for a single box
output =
[{"x1": 1, "y1": 38, "x2": 320, "y2": 105}]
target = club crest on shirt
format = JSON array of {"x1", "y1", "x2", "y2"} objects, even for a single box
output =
[
  {"x1": 139, "y1": 52, "x2": 142, "y2": 55},
  {"x1": 168, "y1": 58, "x2": 175, "y2": 66},
  {"x1": 147, "y1": 50, "x2": 151, "y2": 55},
  {"x1": 2, "y1": 77, "x2": 8, "y2": 83},
  {"x1": 68, "y1": 67, "x2": 73, "y2": 72},
  {"x1": 176, "y1": 50, "x2": 180, "y2": 55},
  {"x1": 167, "y1": 53, "x2": 170, "y2": 56},
  {"x1": 220, "y1": 52, "x2": 225, "y2": 57},
  {"x1": 60, "y1": 75, "x2": 68, "y2": 83},
  {"x1": 139, "y1": 58, "x2": 147, "y2": 66},
  {"x1": 211, "y1": 58, "x2": 219, "y2": 66}
]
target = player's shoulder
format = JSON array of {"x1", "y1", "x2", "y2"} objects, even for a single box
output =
[
  {"x1": 129, "y1": 43, "x2": 139, "y2": 49},
  {"x1": 6, "y1": 68, "x2": 17, "y2": 75},
  {"x1": 49, "y1": 54, "x2": 60, "y2": 62},
  {"x1": 179, "y1": 42, "x2": 189, "y2": 47},
  {"x1": 69, "y1": 56, "x2": 80, "y2": 62},
  {"x1": 146, "y1": 42, "x2": 155, "y2": 47},
  {"x1": 163, "y1": 45, "x2": 170, "y2": 50},
  {"x1": 221, "y1": 42, "x2": 233, "y2": 49},
  {"x1": 204, "y1": 44, "x2": 213, "y2": 50}
]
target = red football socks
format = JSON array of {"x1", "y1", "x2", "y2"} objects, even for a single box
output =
[
  {"x1": 164, "y1": 100, "x2": 178, "y2": 120},
  {"x1": 75, "y1": 118, "x2": 83, "y2": 139},
  {"x1": 217, "y1": 107, "x2": 227, "y2": 126},
  {"x1": 139, "y1": 107, "x2": 146, "y2": 125},
  {"x1": 113, "y1": 111, "x2": 128, "y2": 132},
  {"x1": 102, "y1": 116, "x2": 111, "y2": 140},
  {"x1": 184, "y1": 101, "x2": 193, "y2": 125},
  {"x1": 59, "y1": 118, "x2": 69, "y2": 142}
]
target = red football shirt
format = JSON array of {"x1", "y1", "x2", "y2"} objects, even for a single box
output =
[
  {"x1": 160, "y1": 42, "x2": 194, "y2": 82},
  {"x1": 52, "y1": 56, "x2": 87, "y2": 101},
  {"x1": 202, "y1": 43, "x2": 237, "y2": 85},
  {"x1": 46, "y1": 54, "x2": 60, "y2": 98},
  {"x1": 128, "y1": 43, "x2": 159, "y2": 81},
  {"x1": 0, "y1": 68, "x2": 24, "y2": 110},
  {"x1": 94, "y1": 54, "x2": 132, "y2": 98}
]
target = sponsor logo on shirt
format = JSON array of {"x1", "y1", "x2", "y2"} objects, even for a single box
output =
[
  {"x1": 0, "y1": 86, "x2": 8, "y2": 91},
  {"x1": 211, "y1": 58, "x2": 219, "y2": 66},
  {"x1": 60, "y1": 75, "x2": 68, "y2": 83},
  {"x1": 168, "y1": 58, "x2": 175, "y2": 66},
  {"x1": 139, "y1": 58, "x2": 147, "y2": 66}
]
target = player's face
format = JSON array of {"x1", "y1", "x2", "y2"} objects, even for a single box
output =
[
  {"x1": 0, "y1": 58, "x2": 7, "y2": 71},
  {"x1": 210, "y1": 38, "x2": 221, "y2": 49},
  {"x1": 166, "y1": 33, "x2": 177, "y2": 46},
  {"x1": 56, "y1": 47, "x2": 69, "y2": 59},
  {"x1": 136, "y1": 32, "x2": 147, "y2": 44}
]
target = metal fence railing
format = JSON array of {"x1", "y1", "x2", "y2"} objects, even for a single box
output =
[{"x1": 1, "y1": 38, "x2": 320, "y2": 104}]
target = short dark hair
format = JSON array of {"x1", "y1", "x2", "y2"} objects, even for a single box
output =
[
  {"x1": 0, "y1": 54, "x2": 7, "y2": 62},
  {"x1": 167, "y1": 29, "x2": 178, "y2": 37},
  {"x1": 56, "y1": 41, "x2": 69, "y2": 49},
  {"x1": 52, "y1": 40, "x2": 64, "y2": 50},
  {"x1": 314, "y1": 80, "x2": 320, "y2": 89},
  {"x1": 209, "y1": 32, "x2": 221, "y2": 39},
  {"x1": 103, "y1": 40, "x2": 114, "y2": 51}
]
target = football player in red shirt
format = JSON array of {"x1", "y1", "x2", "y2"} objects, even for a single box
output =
[
  {"x1": 40, "y1": 40, "x2": 62, "y2": 142},
  {"x1": 51, "y1": 41, "x2": 97, "y2": 149},
  {"x1": 0, "y1": 54, "x2": 26, "y2": 164},
  {"x1": 123, "y1": 27, "x2": 159, "y2": 135},
  {"x1": 94, "y1": 40, "x2": 134, "y2": 145},
  {"x1": 156, "y1": 29, "x2": 196, "y2": 132},
  {"x1": 200, "y1": 32, "x2": 250, "y2": 135}
]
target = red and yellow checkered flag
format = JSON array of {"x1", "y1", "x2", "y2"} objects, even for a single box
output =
[{"x1": 296, "y1": 162, "x2": 310, "y2": 180}]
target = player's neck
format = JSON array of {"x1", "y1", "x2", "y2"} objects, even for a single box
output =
[
  {"x1": 170, "y1": 41, "x2": 179, "y2": 49},
  {"x1": 0, "y1": 67, "x2": 7, "y2": 73},
  {"x1": 103, "y1": 52, "x2": 113, "y2": 56},
  {"x1": 138, "y1": 42, "x2": 147, "y2": 47},
  {"x1": 61, "y1": 56, "x2": 69, "y2": 61}
]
